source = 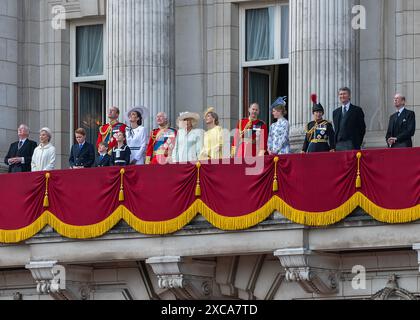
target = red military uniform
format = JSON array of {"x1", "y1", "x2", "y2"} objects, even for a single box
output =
[
  {"x1": 232, "y1": 118, "x2": 268, "y2": 158},
  {"x1": 96, "y1": 120, "x2": 127, "y2": 153},
  {"x1": 145, "y1": 126, "x2": 177, "y2": 165}
]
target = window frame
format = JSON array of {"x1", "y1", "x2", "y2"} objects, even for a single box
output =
[
  {"x1": 239, "y1": 1, "x2": 289, "y2": 67},
  {"x1": 239, "y1": 1, "x2": 289, "y2": 121},
  {"x1": 70, "y1": 20, "x2": 107, "y2": 83}
]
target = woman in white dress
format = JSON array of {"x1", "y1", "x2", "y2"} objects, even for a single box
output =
[
  {"x1": 125, "y1": 107, "x2": 148, "y2": 165},
  {"x1": 31, "y1": 127, "x2": 56, "y2": 172},
  {"x1": 172, "y1": 112, "x2": 203, "y2": 163}
]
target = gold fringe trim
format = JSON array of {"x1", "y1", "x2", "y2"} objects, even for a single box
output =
[
  {"x1": 198, "y1": 199, "x2": 276, "y2": 230},
  {"x1": 0, "y1": 194, "x2": 419, "y2": 243},
  {"x1": 122, "y1": 205, "x2": 198, "y2": 235},
  {"x1": 357, "y1": 193, "x2": 420, "y2": 224}
]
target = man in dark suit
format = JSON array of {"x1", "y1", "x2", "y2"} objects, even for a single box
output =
[
  {"x1": 386, "y1": 94, "x2": 416, "y2": 148},
  {"x1": 333, "y1": 87, "x2": 366, "y2": 151},
  {"x1": 4, "y1": 124, "x2": 38, "y2": 173},
  {"x1": 69, "y1": 128, "x2": 95, "y2": 169}
]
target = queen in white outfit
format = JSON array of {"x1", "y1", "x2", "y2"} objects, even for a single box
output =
[
  {"x1": 172, "y1": 112, "x2": 203, "y2": 163},
  {"x1": 125, "y1": 107, "x2": 148, "y2": 165},
  {"x1": 31, "y1": 127, "x2": 56, "y2": 172}
]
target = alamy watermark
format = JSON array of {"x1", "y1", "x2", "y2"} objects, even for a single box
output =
[
  {"x1": 352, "y1": 265, "x2": 367, "y2": 290},
  {"x1": 352, "y1": 5, "x2": 367, "y2": 30},
  {"x1": 51, "y1": 5, "x2": 66, "y2": 30}
]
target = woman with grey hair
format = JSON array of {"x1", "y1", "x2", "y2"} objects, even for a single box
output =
[{"x1": 31, "y1": 127, "x2": 56, "y2": 171}]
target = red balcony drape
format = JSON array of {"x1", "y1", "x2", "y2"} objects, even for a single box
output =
[{"x1": 0, "y1": 148, "x2": 419, "y2": 243}]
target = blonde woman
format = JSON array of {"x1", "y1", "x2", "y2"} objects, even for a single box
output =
[
  {"x1": 31, "y1": 127, "x2": 56, "y2": 171},
  {"x1": 199, "y1": 107, "x2": 224, "y2": 161}
]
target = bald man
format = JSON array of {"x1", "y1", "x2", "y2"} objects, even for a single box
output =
[{"x1": 386, "y1": 94, "x2": 416, "y2": 148}]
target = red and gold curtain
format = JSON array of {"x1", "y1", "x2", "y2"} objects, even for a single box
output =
[{"x1": 0, "y1": 148, "x2": 419, "y2": 243}]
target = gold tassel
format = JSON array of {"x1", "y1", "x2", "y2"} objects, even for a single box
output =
[
  {"x1": 356, "y1": 152, "x2": 362, "y2": 189},
  {"x1": 273, "y1": 157, "x2": 279, "y2": 192},
  {"x1": 195, "y1": 162, "x2": 202, "y2": 197},
  {"x1": 119, "y1": 169, "x2": 125, "y2": 202},
  {"x1": 43, "y1": 173, "x2": 50, "y2": 208}
]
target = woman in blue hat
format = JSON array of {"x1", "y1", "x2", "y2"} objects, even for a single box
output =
[{"x1": 268, "y1": 97, "x2": 291, "y2": 155}]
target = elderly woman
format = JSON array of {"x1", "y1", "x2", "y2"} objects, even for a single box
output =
[
  {"x1": 268, "y1": 97, "x2": 291, "y2": 155},
  {"x1": 172, "y1": 112, "x2": 203, "y2": 163},
  {"x1": 31, "y1": 127, "x2": 56, "y2": 172},
  {"x1": 125, "y1": 106, "x2": 148, "y2": 165}
]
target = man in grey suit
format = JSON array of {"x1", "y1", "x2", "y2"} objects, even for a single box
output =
[{"x1": 386, "y1": 94, "x2": 416, "y2": 148}]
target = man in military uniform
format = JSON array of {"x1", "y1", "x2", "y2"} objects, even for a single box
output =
[
  {"x1": 145, "y1": 112, "x2": 177, "y2": 165},
  {"x1": 232, "y1": 103, "x2": 268, "y2": 158},
  {"x1": 96, "y1": 106, "x2": 127, "y2": 154},
  {"x1": 302, "y1": 94, "x2": 336, "y2": 153}
]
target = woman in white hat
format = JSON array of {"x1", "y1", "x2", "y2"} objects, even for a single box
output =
[
  {"x1": 31, "y1": 127, "x2": 56, "y2": 172},
  {"x1": 172, "y1": 112, "x2": 203, "y2": 163},
  {"x1": 125, "y1": 106, "x2": 148, "y2": 165}
]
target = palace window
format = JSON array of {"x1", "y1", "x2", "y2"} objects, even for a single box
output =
[
  {"x1": 241, "y1": 2, "x2": 289, "y2": 125},
  {"x1": 71, "y1": 22, "x2": 106, "y2": 147}
]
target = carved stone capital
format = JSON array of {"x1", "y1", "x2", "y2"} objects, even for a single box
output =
[
  {"x1": 274, "y1": 248, "x2": 340, "y2": 295},
  {"x1": 146, "y1": 256, "x2": 215, "y2": 300},
  {"x1": 25, "y1": 261, "x2": 92, "y2": 300}
]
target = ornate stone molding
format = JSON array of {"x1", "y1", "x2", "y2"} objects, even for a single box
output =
[
  {"x1": 274, "y1": 248, "x2": 340, "y2": 295},
  {"x1": 371, "y1": 274, "x2": 418, "y2": 300},
  {"x1": 47, "y1": 0, "x2": 106, "y2": 19},
  {"x1": 146, "y1": 256, "x2": 215, "y2": 300},
  {"x1": 25, "y1": 261, "x2": 92, "y2": 300}
]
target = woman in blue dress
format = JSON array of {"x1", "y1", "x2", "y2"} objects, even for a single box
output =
[{"x1": 268, "y1": 97, "x2": 291, "y2": 155}]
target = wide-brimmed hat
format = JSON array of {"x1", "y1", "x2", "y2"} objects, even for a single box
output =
[
  {"x1": 178, "y1": 111, "x2": 200, "y2": 128},
  {"x1": 126, "y1": 106, "x2": 149, "y2": 122}
]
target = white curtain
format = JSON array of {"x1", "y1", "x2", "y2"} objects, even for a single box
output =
[
  {"x1": 246, "y1": 7, "x2": 274, "y2": 61},
  {"x1": 76, "y1": 25, "x2": 103, "y2": 77},
  {"x1": 281, "y1": 5, "x2": 289, "y2": 59}
]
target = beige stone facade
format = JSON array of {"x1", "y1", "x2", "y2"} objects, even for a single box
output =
[{"x1": 0, "y1": 0, "x2": 419, "y2": 300}]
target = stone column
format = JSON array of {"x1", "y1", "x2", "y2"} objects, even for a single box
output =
[
  {"x1": 0, "y1": 0, "x2": 19, "y2": 172},
  {"x1": 289, "y1": 0, "x2": 360, "y2": 149},
  {"x1": 107, "y1": 0, "x2": 175, "y2": 132}
]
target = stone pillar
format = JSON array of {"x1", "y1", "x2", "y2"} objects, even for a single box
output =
[
  {"x1": 107, "y1": 0, "x2": 175, "y2": 132},
  {"x1": 289, "y1": 0, "x2": 360, "y2": 150},
  {"x1": 0, "y1": 0, "x2": 19, "y2": 172}
]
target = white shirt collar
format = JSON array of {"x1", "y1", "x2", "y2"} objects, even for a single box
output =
[
  {"x1": 342, "y1": 102, "x2": 351, "y2": 110},
  {"x1": 397, "y1": 107, "x2": 405, "y2": 115}
]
